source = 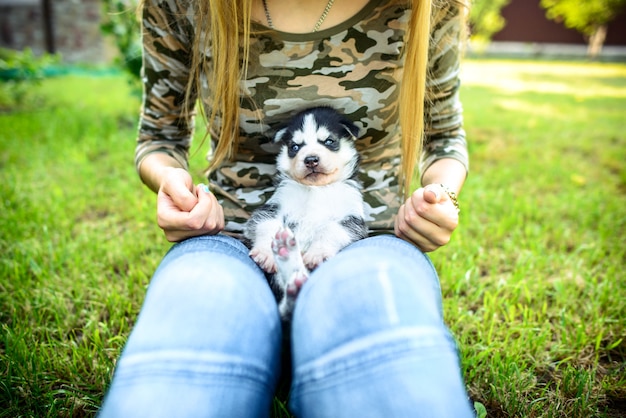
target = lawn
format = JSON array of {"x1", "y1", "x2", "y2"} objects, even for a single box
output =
[{"x1": 0, "y1": 58, "x2": 625, "y2": 417}]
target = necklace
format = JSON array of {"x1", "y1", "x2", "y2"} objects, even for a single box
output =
[{"x1": 262, "y1": 0, "x2": 336, "y2": 32}]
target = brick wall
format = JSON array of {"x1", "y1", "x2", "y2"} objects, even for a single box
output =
[{"x1": 0, "y1": 0, "x2": 114, "y2": 63}]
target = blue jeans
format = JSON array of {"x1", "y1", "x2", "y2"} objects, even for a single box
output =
[{"x1": 99, "y1": 234, "x2": 474, "y2": 417}]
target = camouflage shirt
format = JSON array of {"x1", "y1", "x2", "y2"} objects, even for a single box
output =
[{"x1": 137, "y1": 0, "x2": 468, "y2": 237}]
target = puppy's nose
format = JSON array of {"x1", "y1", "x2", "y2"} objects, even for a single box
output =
[{"x1": 304, "y1": 155, "x2": 319, "y2": 168}]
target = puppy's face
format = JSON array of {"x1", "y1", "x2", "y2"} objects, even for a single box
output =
[{"x1": 274, "y1": 108, "x2": 360, "y2": 187}]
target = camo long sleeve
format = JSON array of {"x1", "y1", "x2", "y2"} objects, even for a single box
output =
[
  {"x1": 135, "y1": 0, "x2": 196, "y2": 172},
  {"x1": 136, "y1": 0, "x2": 468, "y2": 236},
  {"x1": 421, "y1": 5, "x2": 468, "y2": 177}
]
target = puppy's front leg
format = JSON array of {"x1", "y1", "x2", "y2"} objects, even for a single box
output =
[
  {"x1": 272, "y1": 225, "x2": 309, "y2": 320},
  {"x1": 249, "y1": 218, "x2": 284, "y2": 273},
  {"x1": 302, "y1": 224, "x2": 354, "y2": 270}
]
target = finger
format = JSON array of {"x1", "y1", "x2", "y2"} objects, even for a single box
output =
[
  {"x1": 161, "y1": 170, "x2": 197, "y2": 212},
  {"x1": 158, "y1": 183, "x2": 225, "y2": 242},
  {"x1": 408, "y1": 189, "x2": 439, "y2": 225},
  {"x1": 395, "y1": 203, "x2": 425, "y2": 246},
  {"x1": 399, "y1": 198, "x2": 450, "y2": 249},
  {"x1": 424, "y1": 183, "x2": 460, "y2": 216},
  {"x1": 423, "y1": 184, "x2": 442, "y2": 204},
  {"x1": 194, "y1": 184, "x2": 225, "y2": 233},
  {"x1": 397, "y1": 196, "x2": 457, "y2": 252},
  {"x1": 395, "y1": 221, "x2": 438, "y2": 252},
  {"x1": 162, "y1": 208, "x2": 221, "y2": 242},
  {"x1": 157, "y1": 190, "x2": 199, "y2": 231},
  {"x1": 409, "y1": 188, "x2": 458, "y2": 230}
]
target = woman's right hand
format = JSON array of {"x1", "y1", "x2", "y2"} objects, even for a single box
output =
[{"x1": 156, "y1": 167, "x2": 224, "y2": 242}]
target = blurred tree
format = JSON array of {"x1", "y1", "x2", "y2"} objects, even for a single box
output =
[
  {"x1": 468, "y1": 0, "x2": 511, "y2": 51},
  {"x1": 101, "y1": 0, "x2": 142, "y2": 79},
  {"x1": 540, "y1": 0, "x2": 626, "y2": 58}
]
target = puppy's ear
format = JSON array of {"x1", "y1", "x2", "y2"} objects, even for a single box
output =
[
  {"x1": 341, "y1": 120, "x2": 361, "y2": 141},
  {"x1": 274, "y1": 127, "x2": 288, "y2": 143}
]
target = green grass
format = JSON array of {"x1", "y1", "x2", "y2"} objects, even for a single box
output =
[
  {"x1": 432, "y1": 59, "x2": 626, "y2": 417},
  {"x1": 1, "y1": 59, "x2": 625, "y2": 417}
]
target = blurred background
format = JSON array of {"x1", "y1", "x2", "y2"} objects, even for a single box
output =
[{"x1": 1, "y1": 0, "x2": 625, "y2": 68}]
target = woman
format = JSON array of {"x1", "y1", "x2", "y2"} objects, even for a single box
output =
[{"x1": 99, "y1": 0, "x2": 474, "y2": 416}]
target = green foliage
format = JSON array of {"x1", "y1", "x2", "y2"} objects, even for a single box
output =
[
  {"x1": 468, "y1": 0, "x2": 511, "y2": 46},
  {"x1": 0, "y1": 47, "x2": 59, "y2": 108},
  {"x1": 100, "y1": 0, "x2": 142, "y2": 79},
  {"x1": 0, "y1": 47, "x2": 58, "y2": 82},
  {"x1": 540, "y1": 0, "x2": 626, "y2": 35},
  {"x1": 474, "y1": 401, "x2": 488, "y2": 418}
]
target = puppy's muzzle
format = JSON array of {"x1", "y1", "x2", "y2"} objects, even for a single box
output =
[{"x1": 304, "y1": 155, "x2": 320, "y2": 169}]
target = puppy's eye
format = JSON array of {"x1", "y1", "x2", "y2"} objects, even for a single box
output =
[
  {"x1": 323, "y1": 138, "x2": 335, "y2": 146},
  {"x1": 290, "y1": 144, "x2": 300, "y2": 153}
]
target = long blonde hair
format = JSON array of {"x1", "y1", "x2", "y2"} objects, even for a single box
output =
[{"x1": 183, "y1": 0, "x2": 466, "y2": 197}]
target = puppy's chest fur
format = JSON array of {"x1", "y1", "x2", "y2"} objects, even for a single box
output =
[{"x1": 271, "y1": 177, "x2": 364, "y2": 251}]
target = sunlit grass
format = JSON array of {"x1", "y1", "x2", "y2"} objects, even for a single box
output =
[
  {"x1": 461, "y1": 60, "x2": 626, "y2": 98},
  {"x1": 431, "y1": 58, "x2": 626, "y2": 417}
]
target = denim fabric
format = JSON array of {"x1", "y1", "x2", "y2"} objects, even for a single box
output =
[
  {"x1": 290, "y1": 235, "x2": 473, "y2": 417},
  {"x1": 99, "y1": 234, "x2": 473, "y2": 417},
  {"x1": 98, "y1": 235, "x2": 282, "y2": 418}
]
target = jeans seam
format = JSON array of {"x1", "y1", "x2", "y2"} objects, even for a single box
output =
[
  {"x1": 291, "y1": 327, "x2": 457, "y2": 389},
  {"x1": 160, "y1": 234, "x2": 259, "y2": 273},
  {"x1": 300, "y1": 235, "x2": 440, "y2": 305},
  {"x1": 170, "y1": 234, "x2": 246, "y2": 256},
  {"x1": 114, "y1": 350, "x2": 277, "y2": 391}
]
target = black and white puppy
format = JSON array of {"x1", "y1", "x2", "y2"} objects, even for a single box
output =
[{"x1": 244, "y1": 106, "x2": 368, "y2": 320}]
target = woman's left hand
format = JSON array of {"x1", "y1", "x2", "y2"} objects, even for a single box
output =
[{"x1": 394, "y1": 183, "x2": 460, "y2": 252}]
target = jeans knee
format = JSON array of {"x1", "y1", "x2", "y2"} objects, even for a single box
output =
[
  {"x1": 124, "y1": 235, "x2": 281, "y2": 360},
  {"x1": 295, "y1": 236, "x2": 442, "y2": 323},
  {"x1": 101, "y1": 235, "x2": 283, "y2": 418},
  {"x1": 290, "y1": 235, "x2": 448, "y2": 365}
]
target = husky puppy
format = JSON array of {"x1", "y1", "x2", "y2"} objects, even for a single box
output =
[{"x1": 244, "y1": 107, "x2": 368, "y2": 320}]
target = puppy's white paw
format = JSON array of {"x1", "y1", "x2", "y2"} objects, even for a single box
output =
[
  {"x1": 271, "y1": 226, "x2": 298, "y2": 261},
  {"x1": 278, "y1": 269, "x2": 308, "y2": 320},
  {"x1": 303, "y1": 247, "x2": 338, "y2": 271},
  {"x1": 249, "y1": 247, "x2": 276, "y2": 274},
  {"x1": 272, "y1": 226, "x2": 309, "y2": 319}
]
